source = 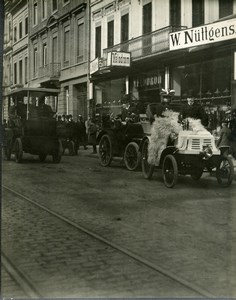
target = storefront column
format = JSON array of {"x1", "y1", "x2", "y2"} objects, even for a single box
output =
[{"x1": 164, "y1": 66, "x2": 169, "y2": 91}]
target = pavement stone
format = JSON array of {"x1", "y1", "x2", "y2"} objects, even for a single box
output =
[{"x1": 2, "y1": 192, "x2": 201, "y2": 298}]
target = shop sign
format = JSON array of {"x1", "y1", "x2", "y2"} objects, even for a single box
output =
[
  {"x1": 90, "y1": 58, "x2": 99, "y2": 75},
  {"x1": 234, "y1": 52, "x2": 236, "y2": 80},
  {"x1": 133, "y1": 75, "x2": 162, "y2": 89},
  {"x1": 169, "y1": 18, "x2": 236, "y2": 51},
  {"x1": 107, "y1": 51, "x2": 131, "y2": 67},
  {"x1": 90, "y1": 58, "x2": 106, "y2": 75}
]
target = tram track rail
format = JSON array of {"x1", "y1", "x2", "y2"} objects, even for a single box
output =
[
  {"x1": 2, "y1": 184, "x2": 215, "y2": 298},
  {"x1": 1, "y1": 251, "x2": 42, "y2": 298}
]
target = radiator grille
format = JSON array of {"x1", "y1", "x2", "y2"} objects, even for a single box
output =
[
  {"x1": 191, "y1": 139, "x2": 200, "y2": 150},
  {"x1": 203, "y1": 139, "x2": 212, "y2": 146}
]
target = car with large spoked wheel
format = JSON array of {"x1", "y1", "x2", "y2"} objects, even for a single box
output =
[
  {"x1": 140, "y1": 113, "x2": 234, "y2": 188},
  {"x1": 97, "y1": 114, "x2": 146, "y2": 171}
]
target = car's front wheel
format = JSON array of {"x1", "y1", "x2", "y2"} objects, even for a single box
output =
[
  {"x1": 124, "y1": 142, "x2": 140, "y2": 171},
  {"x1": 216, "y1": 156, "x2": 234, "y2": 187},
  {"x1": 99, "y1": 134, "x2": 113, "y2": 167},
  {"x1": 162, "y1": 154, "x2": 178, "y2": 188}
]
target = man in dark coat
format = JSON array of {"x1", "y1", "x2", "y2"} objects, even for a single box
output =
[{"x1": 179, "y1": 98, "x2": 208, "y2": 127}]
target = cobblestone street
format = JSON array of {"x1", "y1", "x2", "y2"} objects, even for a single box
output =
[{"x1": 2, "y1": 149, "x2": 236, "y2": 298}]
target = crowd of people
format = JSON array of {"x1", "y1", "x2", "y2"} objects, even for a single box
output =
[{"x1": 56, "y1": 114, "x2": 99, "y2": 154}]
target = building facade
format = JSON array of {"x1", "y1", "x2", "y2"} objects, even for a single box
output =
[
  {"x1": 2, "y1": 0, "x2": 89, "y2": 122},
  {"x1": 28, "y1": 0, "x2": 89, "y2": 120},
  {"x1": 2, "y1": 0, "x2": 29, "y2": 119},
  {"x1": 89, "y1": 0, "x2": 236, "y2": 128}
]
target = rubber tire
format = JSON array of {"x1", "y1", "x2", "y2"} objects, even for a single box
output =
[
  {"x1": 15, "y1": 138, "x2": 23, "y2": 163},
  {"x1": 68, "y1": 140, "x2": 75, "y2": 156},
  {"x1": 124, "y1": 142, "x2": 141, "y2": 171},
  {"x1": 39, "y1": 153, "x2": 47, "y2": 162},
  {"x1": 162, "y1": 154, "x2": 178, "y2": 188},
  {"x1": 4, "y1": 145, "x2": 12, "y2": 161},
  {"x1": 216, "y1": 156, "x2": 234, "y2": 187},
  {"x1": 191, "y1": 168, "x2": 203, "y2": 180},
  {"x1": 99, "y1": 134, "x2": 113, "y2": 167},
  {"x1": 141, "y1": 139, "x2": 154, "y2": 179},
  {"x1": 52, "y1": 140, "x2": 62, "y2": 163}
]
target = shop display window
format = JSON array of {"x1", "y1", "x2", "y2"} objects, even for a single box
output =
[
  {"x1": 172, "y1": 56, "x2": 231, "y2": 102},
  {"x1": 171, "y1": 56, "x2": 232, "y2": 131},
  {"x1": 94, "y1": 78, "x2": 126, "y2": 116}
]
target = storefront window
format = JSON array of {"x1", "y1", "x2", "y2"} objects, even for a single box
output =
[
  {"x1": 172, "y1": 56, "x2": 231, "y2": 101},
  {"x1": 94, "y1": 78, "x2": 126, "y2": 116}
]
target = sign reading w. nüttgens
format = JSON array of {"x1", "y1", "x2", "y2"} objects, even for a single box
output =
[{"x1": 169, "y1": 18, "x2": 236, "y2": 51}]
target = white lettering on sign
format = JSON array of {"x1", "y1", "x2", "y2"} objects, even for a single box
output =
[
  {"x1": 107, "y1": 51, "x2": 131, "y2": 67},
  {"x1": 169, "y1": 18, "x2": 236, "y2": 51},
  {"x1": 133, "y1": 75, "x2": 161, "y2": 88}
]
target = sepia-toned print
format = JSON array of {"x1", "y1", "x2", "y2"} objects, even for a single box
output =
[{"x1": 1, "y1": 0, "x2": 236, "y2": 298}]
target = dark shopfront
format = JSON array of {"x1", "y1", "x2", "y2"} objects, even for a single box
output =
[
  {"x1": 170, "y1": 43, "x2": 236, "y2": 130},
  {"x1": 92, "y1": 68, "x2": 166, "y2": 118}
]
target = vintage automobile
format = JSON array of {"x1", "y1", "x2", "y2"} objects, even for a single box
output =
[
  {"x1": 3, "y1": 88, "x2": 62, "y2": 163},
  {"x1": 140, "y1": 115, "x2": 234, "y2": 188},
  {"x1": 97, "y1": 114, "x2": 145, "y2": 171}
]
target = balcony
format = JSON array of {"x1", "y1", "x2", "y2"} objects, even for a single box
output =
[
  {"x1": 38, "y1": 63, "x2": 61, "y2": 82},
  {"x1": 103, "y1": 25, "x2": 187, "y2": 61}
]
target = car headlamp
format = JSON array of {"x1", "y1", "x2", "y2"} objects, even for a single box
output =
[{"x1": 200, "y1": 144, "x2": 213, "y2": 159}]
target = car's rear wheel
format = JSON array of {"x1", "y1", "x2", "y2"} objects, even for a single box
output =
[
  {"x1": 15, "y1": 138, "x2": 23, "y2": 163},
  {"x1": 99, "y1": 134, "x2": 113, "y2": 166},
  {"x1": 124, "y1": 142, "x2": 140, "y2": 171},
  {"x1": 162, "y1": 154, "x2": 178, "y2": 188},
  {"x1": 39, "y1": 153, "x2": 47, "y2": 162},
  {"x1": 52, "y1": 140, "x2": 62, "y2": 163},
  {"x1": 216, "y1": 156, "x2": 234, "y2": 187},
  {"x1": 4, "y1": 142, "x2": 12, "y2": 161},
  {"x1": 141, "y1": 139, "x2": 154, "y2": 179},
  {"x1": 68, "y1": 140, "x2": 75, "y2": 156}
]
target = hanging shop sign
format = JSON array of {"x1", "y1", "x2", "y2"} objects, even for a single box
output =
[
  {"x1": 90, "y1": 58, "x2": 107, "y2": 75},
  {"x1": 169, "y1": 18, "x2": 236, "y2": 51},
  {"x1": 90, "y1": 58, "x2": 99, "y2": 75},
  {"x1": 107, "y1": 51, "x2": 131, "y2": 67}
]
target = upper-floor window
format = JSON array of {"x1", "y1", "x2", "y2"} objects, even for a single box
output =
[
  {"x1": 219, "y1": 0, "x2": 233, "y2": 18},
  {"x1": 19, "y1": 60, "x2": 23, "y2": 84},
  {"x1": 77, "y1": 21, "x2": 84, "y2": 62},
  {"x1": 52, "y1": 0, "x2": 58, "y2": 11},
  {"x1": 33, "y1": 47, "x2": 38, "y2": 75},
  {"x1": 14, "y1": 26, "x2": 17, "y2": 42},
  {"x1": 143, "y1": 2, "x2": 152, "y2": 34},
  {"x1": 43, "y1": 43, "x2": 48, "y2": 66},
  {"x1": 192, "y1": 0, "x2": 204, "y2": 27},
  {"x1": 25, "y1": 57, "x2": 28, "y2": 84},
  {"x1": 14, "y1": 62, "x2": 17, "y2": 84},
  {"x1": 19, "y1": 22, "x2": 23, "y2": 39},
  {"x1": 95, "y1": 26, "x2": 101, "y2": 58},
  {"x1": 25, "y1": 17, "x2": 28, "y2": 35},
  {"x1": 52, "y1": 36, "x2": 58, "y2": 63},
  {"x1": 64, "y1": 27, "x2": 70, "y2": 65},
  {"x1": 33, "y1": 2, "x2": 38, "y2": 25},
  {"x1": 170, "y1": 0, "x2": 181, "y2": 26},
  {"x1": 42, "y1": 0, "x2": 47, "y2": 19},
  {"x1": 107, "y1": 20, "x2": 114, "y2": 48},
  {"x1": 121, "y1": 13, "x2": 129, "y2": 42}
]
